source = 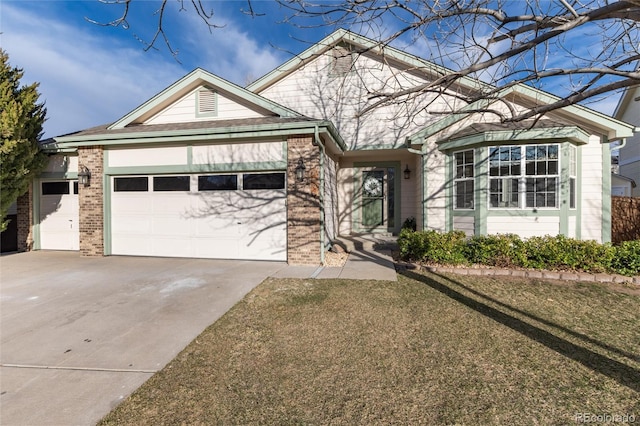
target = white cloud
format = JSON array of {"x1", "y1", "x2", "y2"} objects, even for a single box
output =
[
  {"x1": 178, "y1": 12, "x2": 287, "y2": 86},
  {"x1": 1, "y1": 4, "x2": 187, "y2": 138}
]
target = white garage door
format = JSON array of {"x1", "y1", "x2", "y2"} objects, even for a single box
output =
[
  {"x1": 110, "y1": 173, "x2": 287, "y2": 261},
  {"x1": 39, "y1": 180, "x2": 80, "y2": 251}
]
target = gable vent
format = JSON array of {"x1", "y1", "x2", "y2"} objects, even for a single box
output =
[
  {"x1": 331, "y1": 46, "x2": 354, "y2": 76},
  {"x1": 198, "y1": 88, "x2": 217, "y2": 115}
]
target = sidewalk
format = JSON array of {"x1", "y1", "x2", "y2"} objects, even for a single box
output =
[{"x1": 271, "y1": 235, "x2": 398, "y2": 281}]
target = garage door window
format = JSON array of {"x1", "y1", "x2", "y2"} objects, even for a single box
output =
[
  {"x1": 198, "y1": 175, "x2": 237, "y2": 191},
  {"x1": 243, "y1": 173, "x2": 285, "y2": 190},
  {"x1": 42, "y1": 181, "x2": 70, "y2": 195},
  {"x1": 73, "y1": 181, "x2": 79, "y2": 194},
  {"x1": 153, "y1": 176, "x2": 190, "y2": 192},
  {"x1": 114, "y1": 177, "x2": 149, "y2": 192}
]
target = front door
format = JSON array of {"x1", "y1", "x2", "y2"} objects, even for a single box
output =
[{"x1": 361, "y1": 168, "x2": 395, "y2": 231}]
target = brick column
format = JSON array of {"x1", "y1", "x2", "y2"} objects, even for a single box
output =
[
  {"x1": 78, "y1": 146, "x2": 104, "y2": 256},
  {"x1": 16, "y1": 183, "x2": 33, "y2": 252},
  {"x1": 287, "y1": 135, "x2": 321, "y2": 265}
]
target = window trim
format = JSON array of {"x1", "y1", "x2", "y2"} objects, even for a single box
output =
[{"x1": 453, "y1": 149, "x2": 475, "y2": 210}]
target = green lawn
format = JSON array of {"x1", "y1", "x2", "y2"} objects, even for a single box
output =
[{"x1": 100, "y1": 271, "x2": 640, "y2": 425}]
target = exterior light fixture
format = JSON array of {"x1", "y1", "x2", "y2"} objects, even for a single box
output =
[
  {"x1": 78, "y1": 165, "x2": 91, "y2": 187},
  {"x1": 404, "y1": 164, "x2": 411, "y2": 180},
  {"x1": 295, "y1": 158, "x2": 306, "y2": 182}
]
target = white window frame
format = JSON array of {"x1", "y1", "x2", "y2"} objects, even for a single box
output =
[{"x1": 488, "y1": 144, "x2": 560, "y2": 210}]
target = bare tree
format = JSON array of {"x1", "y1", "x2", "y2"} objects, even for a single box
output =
[{"x1": 89, "y1": 0, "x2": 640, "y2": 121}]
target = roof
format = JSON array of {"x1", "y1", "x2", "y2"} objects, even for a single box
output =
[
  {"x1": 437, "y1": 119, "x2": 592, "y2": 151},
  {"x1": 53, "y1": 116, "x2": 347, "y2": 152}
]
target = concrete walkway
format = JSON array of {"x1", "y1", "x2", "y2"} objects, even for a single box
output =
[{"x1": 271, "y1": 234, "x2": 398, "y2": 281}]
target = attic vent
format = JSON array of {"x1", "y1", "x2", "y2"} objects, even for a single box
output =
[
  {"x1": 330, "y1": 46, "x2": 354, "y2": 76},
  {"x1": 198, "y1": 88, "x2": 217, "y2": 116}
]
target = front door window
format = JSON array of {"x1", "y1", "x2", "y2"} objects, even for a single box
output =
[{"x1": 362, "y1": 170, "x2": 384, "y2": 228}]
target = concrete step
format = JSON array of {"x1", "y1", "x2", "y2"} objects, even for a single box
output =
[{"x1": 332, "y1": 234, "x2": 398, "y2": 253}]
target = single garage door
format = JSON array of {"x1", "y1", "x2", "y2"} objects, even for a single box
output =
[
  {"x1": 39, "y1": 180, "x2": 80, "y2": 251},
  {"x1": 110, "y1": 172, "x2": 287, "y2": 261}
]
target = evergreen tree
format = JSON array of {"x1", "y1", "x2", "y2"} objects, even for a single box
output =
[{"x1": 0, "y1": 49, "x2": 47, "y2": 231}]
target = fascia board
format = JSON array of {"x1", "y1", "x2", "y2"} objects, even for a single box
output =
[{"x1": 110, "y1": 69, "x2": 302, "y2": 130}]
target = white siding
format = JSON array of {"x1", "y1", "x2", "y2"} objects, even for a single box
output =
[
  {"x1": 424, "y1": 142, "x2": 446, "y2": 231},
  {"x1": 44, "y1": 155, "x2": 78, "y2": 174},
  {"x1": 145, "y1": 88, "x2": 266, "y2": 125},
  {"x1": 192, "y1": 141, "x2": 284, "y2": 165},
  {"x1": 259, "y1": 50, "x2": 452, "y2": 150},
  {"x1": 580, "y1": 136, "x2": 604, "y2": 241},
  {"x1": 108, "y1": 147, "x2": 188, "y2": 167},
  {"x1": 487, "y1": 216, "x2": 560, "y2": 238},
  {"x1": 453, "y1": 216, "x2": 475, "y2": 236}
]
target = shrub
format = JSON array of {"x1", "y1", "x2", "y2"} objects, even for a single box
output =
[
  {"x1": 465, "y1": 234, "x2": 526, "y2": 267},
  {"x1": 398, "y1": 229, "x2": 467, "y2": 265},
  {"x1": 398, "y1": 230, "x2": 639, "y2": 276},
  {"x1": 611, "y1": 240, "x2": 640, "y2": 276},
  {"x1": 523, "y1": 235, "x2": 615, "y2": 272}
]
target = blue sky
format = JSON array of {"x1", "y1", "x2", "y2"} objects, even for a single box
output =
[
  {"x1": 1, "y1": 1, "x2": 624, "y2": 139},
  {"x1": 1, "y1": 1, "x2": 328, "y2": 138}
]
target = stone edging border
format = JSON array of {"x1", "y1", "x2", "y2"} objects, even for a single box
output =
[{"x1": 395, "y1": 262, "x2": 640, "y2": 286}]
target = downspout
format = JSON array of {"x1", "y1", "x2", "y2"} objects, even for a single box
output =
[{"x1": 315, "y1": 125, "x2": 326, "y2": 265}]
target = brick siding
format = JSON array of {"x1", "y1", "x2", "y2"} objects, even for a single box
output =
[
  {"x1": 78, "y1": 146, "x2": 104, "y2": 256},
  {"x1": 16, "y1": 183, "x2": 33, "y2": 252},
  {"x1": 287, "y1": 135, "x2": 321, "y2": 265}
]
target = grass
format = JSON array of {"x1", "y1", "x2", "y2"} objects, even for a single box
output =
[{"x1": 100, "y1": 271, "x2": 640, "y2": 425}]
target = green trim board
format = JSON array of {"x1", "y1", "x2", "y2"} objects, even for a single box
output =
[
  {"x1": 352, "y1": 161, "x2": 402, "y2": 234},
  {"x1": 32, "y1": 179, "x2": 41, "y2": 250},
  {"x1": 39, "y1": 172, "x2": 79, "y2": 180},
  {"x1": 56, "y1": 121, "x2": 346, "y2": 154},
  {"x1": 105, "y1": 162, "x2": 287, "y2": 176},
  {"x1": 474, "y1": 147, "x2": 488, "y2": 235},
  {"x1": 576, "y1": 146, "x2": 582, "y2": 239},
  {"x1": 103, "y1": 153, "x2": 111, "y2": 256},
  {"x1": 445, "y1": 154, "x2": 453, "y2": 231},
  {"x1": 195, "y1": 87, "x2": 218, "y2": 118},
  {"x1": 559, "y1": 142, "x2": 570, "y2": 236}
]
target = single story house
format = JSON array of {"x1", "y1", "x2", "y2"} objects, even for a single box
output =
[{"x1": 14, "y1": 29, "x2": 637, "y2": 264}]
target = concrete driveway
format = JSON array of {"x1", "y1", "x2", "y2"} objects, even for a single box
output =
[{"x1": 0, "y1": 251, "x2": 285, "y2": 425}]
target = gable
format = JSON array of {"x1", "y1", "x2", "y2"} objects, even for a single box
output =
[
  {"x1": 110, "y1": 68, "x2": 301, "y2": 130},
  {"x1": 143, "y1": 85, "x2": 270, "y2": 126}
]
